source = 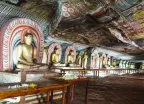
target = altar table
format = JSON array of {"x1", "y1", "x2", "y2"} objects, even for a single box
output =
[{"x1": 0, "y1": 80, "x2": 69, "y2": 104}]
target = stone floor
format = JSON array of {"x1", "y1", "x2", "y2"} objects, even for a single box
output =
[
  {"x1": 28, "y1": 73, "x2": 144, "y2": 104},
  {"x1": 62, "y1": 73, "x2": 144, "y2": 104},
  {"x1": 1, "y1": 73, "x2": 144, "y2": 104}
]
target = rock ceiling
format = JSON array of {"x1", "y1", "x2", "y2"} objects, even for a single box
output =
[{"x1": 1, "y1": 0, "x2": 144, "y2": 60}]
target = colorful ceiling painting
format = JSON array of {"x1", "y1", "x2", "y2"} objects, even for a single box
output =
[{"x1": 0, "y1": 0, "x2": 144, "y2": 61}]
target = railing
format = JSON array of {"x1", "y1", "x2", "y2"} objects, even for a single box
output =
[{"x1": 51, "y1": 67, "x2": 144, "y2": 78}]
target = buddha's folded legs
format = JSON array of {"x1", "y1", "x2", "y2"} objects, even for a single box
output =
[
  {"x1": 17, "y1": 64, "x2": 31, "y2": 69},
  {"x1": 17, "y1": 64, "x2": 48, "y2": 70}
]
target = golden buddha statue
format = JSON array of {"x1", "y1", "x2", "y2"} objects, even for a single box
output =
[
  {"x1": 67, "y1": 50, "x2": 74, "y2": 66},
  {"x1": 82, "y1": 51, "x2": 88, "y2": 69},
  {"x1": 51, "y1": 48, "x2": 60, "y2": 65},
  {"x1": 113, "y1": 59, "x2": 116, "y2": 67},
  {"x1": 13, "y1": 32, "x2": 47, "y2": 70},
  {"x1": 76, "y1": 51, "x2": 82, "y2": 66},
  {"x1": 107, "y1": 58, "x2": 110, "y2": 66}
]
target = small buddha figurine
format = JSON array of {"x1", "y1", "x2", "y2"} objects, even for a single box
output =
[
  {"x1": 82, "y1": 51, "x2": 88, "y2": 69},
  {"x1": 67, "y1": 50, "x2": 74, "y2": 66},
  {"x1": 51, "y1": 48, "x2": 60, "y2": 65},
  {"x1": 76, "y1": 51, "x2": 82, "y2": 66},
  {"x1": 13, "y1": 31, "x2": 47, "y2": 70}
]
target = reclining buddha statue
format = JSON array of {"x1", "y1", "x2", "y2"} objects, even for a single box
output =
[{"x1": 13, "y1": 31, "x2": 48, "y2": 70}]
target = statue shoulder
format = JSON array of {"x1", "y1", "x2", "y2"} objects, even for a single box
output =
[{"x1": 16, "y1": 43, "x2": 24, "y2": 49}]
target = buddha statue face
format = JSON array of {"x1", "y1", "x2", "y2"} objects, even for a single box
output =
[
  {"x1": 84, "y1": 51, "x2": 87, "y2": 55},
  {"x1": 69, "y1": 50, "x2": 73, "y2": 55},
  {"x1": 54, "y1": 48, "x2": 59, "y2": 54},
  {"x1": 78, "y1": 51, "x2": 81, "y2": 55},
  {"x1": 24, "y1": 33, "x2": 33, "y2": 45}
]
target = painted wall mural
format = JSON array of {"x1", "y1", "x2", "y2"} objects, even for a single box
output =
[
  {"x1": 0, "y1": 0, "x2": 144, "y2": 63},
  {"x1": 0, "y1": 18, "x2": 44, "y2": 71},
  {"x1": 62, "y1": 3, "x2": 75, "y2": 18}
]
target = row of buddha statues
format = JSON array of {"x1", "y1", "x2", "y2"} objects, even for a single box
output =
[
  {"x1": 50, "y1": 48, "x2": 88, "y2": 68},
  {"x1": 113, "y1": 60, "x2": 135, "y2": 69},
  {"x1": 12, "y1": 30, "x2": 135, "y2": 71},
  {"x1": 13, "y1": 31, "x2": 88, "y2": 70}
]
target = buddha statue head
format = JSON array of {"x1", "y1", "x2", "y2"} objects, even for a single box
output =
[
  {"x1": 77, "y1": 51, "x2": 81, "y2": 56},
  {"x1": 54, "y1": 48, "x2": 59, "y2": 54},
  {"x1": 84, "y1": 51, "x2": 87, "y2": 55},
  {"x1": 69, "y1": 50, "x2": 73, "y2": 55},
  {"x1": 24, "y1": 33, "x2": 33, "y2": 45}
]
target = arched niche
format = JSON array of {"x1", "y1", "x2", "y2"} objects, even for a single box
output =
[
  {"x1": 48, "y1": 43, "x2": 62, "y2": 65},
  {"x1": 91, "y1": 49, "x2": 99, "y2": 69},
  {"x1": 65, "y1": 46, "x2": 76, "y2": 64},
  {"x1": 0, "y1": 18, "x2": 44, "y2": 71}
]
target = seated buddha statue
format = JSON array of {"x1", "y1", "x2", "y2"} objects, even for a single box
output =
[
  {"x1": 113, "y1": 59, "x2": 116, "y2": 67},
  {"x1": 76, "y1": 51, "x2": 82, "y2": 66},
  {"x1": 13, "y1": 32, "x2": 48, "y2": 70},
  {"x1": 67, "y1": 50, "x2": 74, "y2": 66},
  {"x1": 51, "y1": 48, "x2": 60, "y2": 65},
  {"x1": 107, "y1": 58, "x2": 111, "y2": 67},
  {"x1": 82, "y1": 51, "x2": 88, "y2": 69}
]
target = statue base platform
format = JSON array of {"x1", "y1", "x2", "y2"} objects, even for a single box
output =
[
  {"x1": 53, "y1": 63, "x2": 66, "y2": 67},
  {"x1": 0, "y1": 68, "x2": 60, "y2": 83}
]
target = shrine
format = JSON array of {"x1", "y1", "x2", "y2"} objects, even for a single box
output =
[{"x1": 0, "y1": 0, "x2": 144, "y2": 104}]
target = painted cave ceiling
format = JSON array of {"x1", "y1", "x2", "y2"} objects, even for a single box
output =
[{"x1": 1, "y1": 0, "x2": 144, "y2": 60}]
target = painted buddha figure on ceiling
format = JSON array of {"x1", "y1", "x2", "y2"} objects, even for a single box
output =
[
  {"x1": 67, "y1": 50, "x2": 74, "y2": 66},
  {"x1": 51, "y1": 48, "x2": 60, "y2": 65},
  {"x1": 13, "y1": 31, "x2": 47, "y2": 70}
]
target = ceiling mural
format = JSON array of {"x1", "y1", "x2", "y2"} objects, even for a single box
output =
[
  {"x1": 0, "y1": 0, "x2": 144, "y2": 60},
  {"x1": 21, "y1": 0, "x2": 58, "y2": 20}
]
